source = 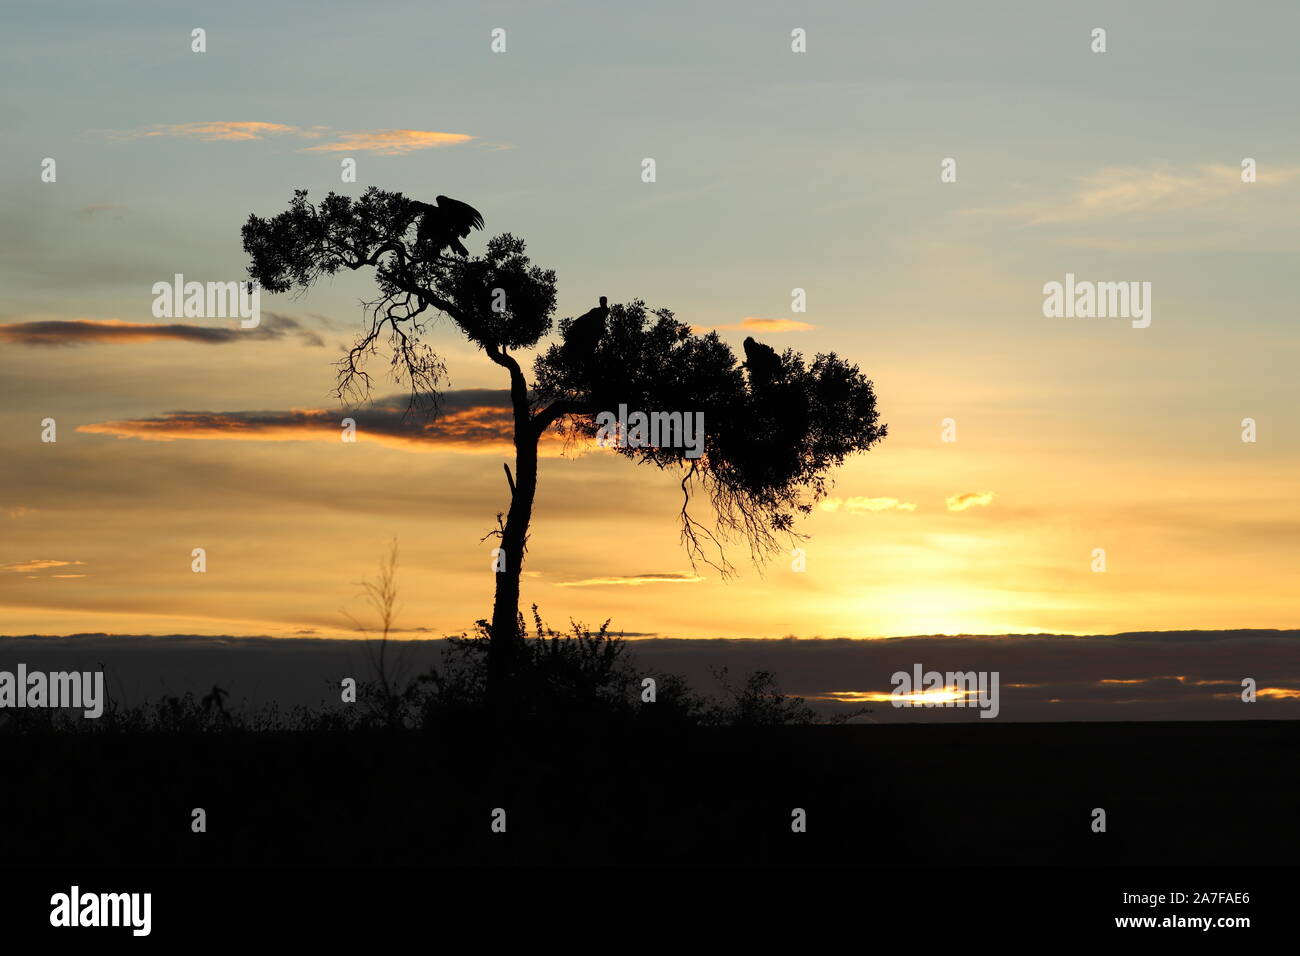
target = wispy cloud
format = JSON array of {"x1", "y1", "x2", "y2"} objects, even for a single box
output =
[
  {"x1": 0, "y1": 559, "x2": 85, "y2": 573},
  {"x1": 692, "y1": 317, "x2": 816, "y2": 333},
  {"x1": 556, "y1": 573, "x2": 705, "y2": 587},
  {"x1": 946, "y1": 491, "x2": 996, "y2": 512},
  {"x1": 820, "y1": 496, "x2": 917, "y2": 514},
  {"x1": 0, "y1": 313, "x2": 323, "y2": 347},
  {"x1": 300, "y1": 129, "x2": 473, "y2": 155},
  {"x1": 76, "y1": 390, "x2": 573, "y2": 456},
  {"x1": 107, "y1": 122, "x2": 473, "y2": 154},
  {"x1": 126, "y1": 121, "x2": 299, "y2": 142},
  {"x1": 959, "y1": 162, "x2": 1300, "y2": 227}
]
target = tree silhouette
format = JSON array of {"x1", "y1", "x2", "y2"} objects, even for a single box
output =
[{"x1": 242, "y1": 187, "x2": 887, "y2": 713}]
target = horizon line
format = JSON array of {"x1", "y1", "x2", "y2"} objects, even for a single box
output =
[{"x1": 3, "y1": 627, "x2": 1298, "y2": 644}]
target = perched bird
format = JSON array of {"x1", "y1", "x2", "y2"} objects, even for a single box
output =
[
  {"x1": 742, "y1": 336, "x2": 782, "y2": 386},
  {"x1": 564, "y1": 296, "x2": 608, "y2": 365},
  {"x1": 408, "y1": 195, "x2": 484, "y2": 257}
]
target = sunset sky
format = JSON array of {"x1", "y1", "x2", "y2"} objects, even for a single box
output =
[{"x1": 2, "y1": 1, "x2": 1297, "y2": 642}]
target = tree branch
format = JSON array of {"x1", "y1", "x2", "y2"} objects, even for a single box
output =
[
  {"x1": 532, "y1": 399, "x2": 595, "y2": 433},
  {"x1": 484, "y1": 342, "x2": 533, "y2": 441}
]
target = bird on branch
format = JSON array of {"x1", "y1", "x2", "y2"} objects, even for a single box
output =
[
  {"x1": 408, "y1": 195, "x2": 485, "y2": 258},
  {"x1": 563, "y1": 295, "x2": 608, "y2": 366},
  {"x1": 742, "y1": 336, "x2": 782, "y2": 387}
]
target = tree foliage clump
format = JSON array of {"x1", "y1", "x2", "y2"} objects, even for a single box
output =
[{"x1": 534, "y1": 300, "x2": 887, "y2": 571}]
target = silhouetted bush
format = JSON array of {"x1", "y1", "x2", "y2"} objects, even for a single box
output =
[
  {"x1": 400, "y1": 608, "x2": 820, "y2": 729},
  {"x1": 409, "y1": 608, "x2": 704, "y2": 728},
  {"x1": 703, "y1": 668, "x2": 818, "y2": 727}
]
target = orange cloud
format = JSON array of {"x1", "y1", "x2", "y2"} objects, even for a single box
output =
[
  {"x1": 137, "y1": 121, "x2": 298, "y2": 142},
  {"x1": 76, "y1": 391, "x2": 575, "y2": 456},
  {"x1": 0, "y1": 559, "x2": 85, "y2": 573},
  {"x1": 1258, "y1": 687, "x2": 1300, "y2": 700},
  {"x1": 946, "y1": 491, "x2": 996, "y2": 511},
  {"x1": 301, "y1": 129, "x2": 473, "y2": 155},
  {"x1": 691, "y1": 317, "x2": 816, "y2": 333},
  {"x1": 110, "y1": 123, "x2": 473, "y2": 154}
]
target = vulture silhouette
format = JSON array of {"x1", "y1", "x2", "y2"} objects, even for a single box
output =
[
  {"x1": 564, "y1": 296, "x2": 608, "y2": 365},
  {"x1": 742, "y1": 336, "x2": 782, "y2": 385},
  {"x1": 409, "y1": 195, "x2": 485, "y2": 257}
]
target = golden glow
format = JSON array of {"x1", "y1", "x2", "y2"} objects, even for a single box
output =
[
  {"x1": 816, "y1": 686, "x2": 976, "y2": 705},
  {"x1": 1257, "y1": 688, "x2": 1300, "y2": 700}
]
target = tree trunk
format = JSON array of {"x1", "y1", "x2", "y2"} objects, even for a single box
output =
[{"x1": 487, "y1": 421, "x2": 540, "y2": 719}]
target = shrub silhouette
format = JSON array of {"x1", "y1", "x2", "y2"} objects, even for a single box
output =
[
  {"x1": 705, "y1": 668, "x2": 818, "y2": 727},
  {"x1": 407, "y1": 608, "x2": 817, "y2": 729},
  {"x1": 412, "y1": 607, "x2": 683, "y2": 728}
]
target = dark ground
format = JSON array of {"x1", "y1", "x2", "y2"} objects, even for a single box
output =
[{"x1": 7, "y1": 720, "x2": 1296, "y2": 867}]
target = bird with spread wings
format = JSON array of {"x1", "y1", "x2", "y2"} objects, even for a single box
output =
[{"x1": 407, "y1": 195, "x2": 485, "y2": 258}]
